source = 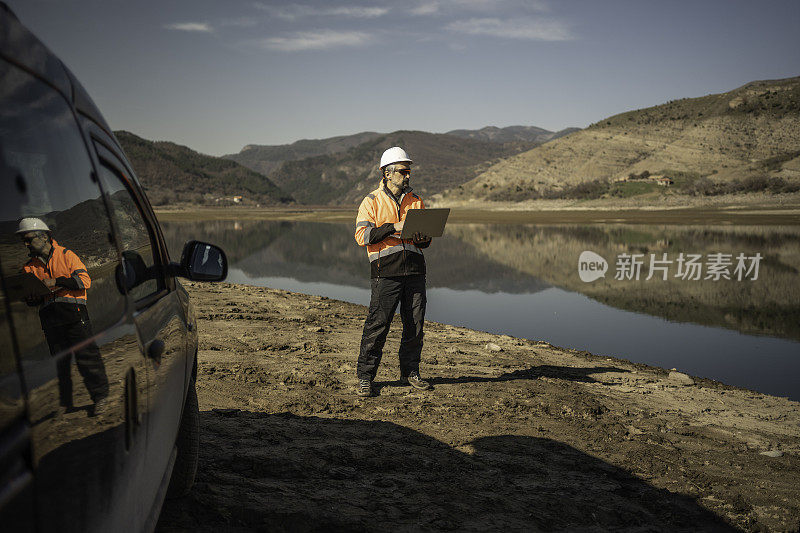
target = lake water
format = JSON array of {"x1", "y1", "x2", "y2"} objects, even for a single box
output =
[{"x1": 161, "y1": 219, "x2": 800, "y2": 401}]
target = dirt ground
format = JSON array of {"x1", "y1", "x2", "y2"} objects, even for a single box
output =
[{"x1": 156, "y1": 282, "x2": 800, "y2": 532}]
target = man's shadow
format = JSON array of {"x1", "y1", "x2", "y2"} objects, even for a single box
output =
[
  {"x1": 156, "y1": 410, "x2": 738, "y2": 532},
  {"x1": 372, "y1": 365, "x2": 628, "y2": 394}
]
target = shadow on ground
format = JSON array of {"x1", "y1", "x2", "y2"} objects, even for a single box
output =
[
  {"x1": 371, "y1": 365, "x2": 627, "y2": 394},
  {"x1": 156, "y1": 410, "x2": 734, "y2": 532},
  {"x1": 427, "y1": 365, "x2": 629, "y2": 387}
]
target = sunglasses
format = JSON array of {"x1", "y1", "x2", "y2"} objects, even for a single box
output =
[
  {"x1": 22, "y1": 235, "x2": 43, "y2": 244},
  {"x1": 394, "y1": 168, "x2": 411, "y2": 176}
]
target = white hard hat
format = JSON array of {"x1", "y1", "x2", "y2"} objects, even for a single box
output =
[
  {"x1": 379, "y1": 147, "x2": 412, "y2": 169},
  {"x1": 16, "y1": 217, "x2": 50, "y2": 234}
]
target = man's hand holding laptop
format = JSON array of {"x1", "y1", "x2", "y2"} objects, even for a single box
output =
[{"x1": 394, "y1": 221, "x2": 429, "y2": 244}]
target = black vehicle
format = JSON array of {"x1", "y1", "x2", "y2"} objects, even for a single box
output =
[{"x1": 0, "y1": 4, "x2": 227, "y2": 531}]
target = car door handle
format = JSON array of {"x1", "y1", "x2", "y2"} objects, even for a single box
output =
[{"x1": 147, "y1": 339, "x2": 165, "y2": 362}]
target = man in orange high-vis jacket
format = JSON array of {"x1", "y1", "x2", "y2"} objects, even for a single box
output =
[
  {"x1": 354, "y1": 147, "x2": 433, "y2": 397},
  {"x1": 18, "y1": 218, "x2": 109, "y2": 415}
]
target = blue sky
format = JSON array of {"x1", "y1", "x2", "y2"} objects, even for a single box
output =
[{"x1": 7, "y1": 0, "x2": 799, "y2": 156}]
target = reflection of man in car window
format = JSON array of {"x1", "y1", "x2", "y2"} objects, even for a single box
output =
[{"x1": 18, "y1": 217, "x2": 110, "y2": 416}]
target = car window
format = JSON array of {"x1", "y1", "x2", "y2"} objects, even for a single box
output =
[
  {"x1": 93, "y1": 144, "x2": 163, "y2": 303},
  {"x1": 0, "y1": 58, "x2": 126, "y2": 360}
]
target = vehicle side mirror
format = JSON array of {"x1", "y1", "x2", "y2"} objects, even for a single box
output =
[{"x1": 179, "y1": 240, "x2": 227, "y2": 281}]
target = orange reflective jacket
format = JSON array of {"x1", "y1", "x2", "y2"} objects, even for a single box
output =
[
  {"x1": 355, "y1": 180, "x2": 430, "y2": 278},
  {"x1": 23, "y1": 239, "x2": 91, "y2": 307}
]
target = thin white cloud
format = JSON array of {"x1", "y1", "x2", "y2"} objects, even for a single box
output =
[
  {"x1": 410, "y1": 0, "x2": 549, "y2": 15},
  {"x1": 254, "y1": 4, "x2": 389, "y2": 20},
  {"x1": 164, "y1": 22, "x2": 214, "y2": 33},
  {"x1": 446, "y1": 17, "x2": 572, "y2": 41},
  {"x1": 410, "y1": 1, "x2": 440, "y2": 15},
  {"x1": 328, "y1": 6, "x2": 389, "y2": 17},
  {"x1": 260, "y1": 30, "x2": 373, "y2": 51}
]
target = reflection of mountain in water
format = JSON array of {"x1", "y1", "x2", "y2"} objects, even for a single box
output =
[
  {"x1": 161, "y1": 219, "x2": 800, "y2": 341},
  {"x1": 161, "y1": 219, "x2": 288, "y2": 265},
  {"x1": 161, "y1": 220, "x2": 551, "y2": 294},
  {"x1": 449, "y1": 224, "x2": 800, "y2": 341}
]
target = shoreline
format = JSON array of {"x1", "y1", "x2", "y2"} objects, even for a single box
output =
[
  {"x1": 155, "y1": 201, "x2": 800, "y2": 225},
  {"x1": 156, "y1": 282, "x2": 800, "y2": 531}
]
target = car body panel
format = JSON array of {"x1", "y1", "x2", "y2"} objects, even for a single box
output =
[
  {"x1": 0, "y1": 3, "x2": 208, "y2": 530},
  {"x1": 0, "y1": 284, "x2": 35, "y2": 533},
  {"x1": 136, "y1": 292, "x2": 190, "y2": 503}
]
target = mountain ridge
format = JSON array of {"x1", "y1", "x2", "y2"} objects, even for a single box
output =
[
  {"x1": 446, "y1": 125, "x2": 580, "y2": 144},
  {"x1": 115, "y1": 131, "x2": 293, "y2": 206},
  {"x1": 266, "y1": 130, "x2": 544, "y2": 205},
  {"x1": 440, "y1": 76, "x2": 800, "y2": 203},
  {"x1": 223, "y1": 125, "x2": 571, "y2": 181},
  {"x1": 225, "y1": 131, "x2": 383, "y2": 176}
]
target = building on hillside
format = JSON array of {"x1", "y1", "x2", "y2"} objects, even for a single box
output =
[
  {"x1": 214, "y1": 195, "x2": 246, "y2": 204},
  {"x1": 655, "y1": 177, "x2": 674, "y2": 186}
]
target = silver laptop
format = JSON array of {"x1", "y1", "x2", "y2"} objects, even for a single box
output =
[{"x1": 400, "y1": 208, "x2": 450, "y2": 239}]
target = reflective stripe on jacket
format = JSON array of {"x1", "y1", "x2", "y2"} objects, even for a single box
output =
[
  {"x1": 355, "y1": 180, "x2": 429, "y2": 278},
  {"x1": 23, "y1": 239, "x2": 91, "y2": 307}
]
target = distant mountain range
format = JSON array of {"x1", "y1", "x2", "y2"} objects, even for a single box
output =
[
  {"x1": 225, "y1": 125, "x2": 573, "y2": 205},
  {"x1": 115, "y1": 131, "x2": 293, "y2": 206},
  {"x1": 446, "y1": 125, "x2": 579, "y2": 144},
  {"x1": 119, "y1": 125, "x2": 576, "y2": 207},
  {"x1": 266, "y1": 130, "x2": 548, "y2": 205},
  {"x1": 440, "y1": 76, "x2": 800, "y2": 203},
  {"x1": 225, "y1": 131, "x2": 382, "y2": 176},
  {"x1": 119, "y1": 77, "x2": 800, "y2": 209}
]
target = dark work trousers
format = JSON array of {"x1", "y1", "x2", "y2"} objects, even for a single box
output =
[
  {"x1": 358, "y1": 274, "x2": 426, "y2": 381},
  {"x1": 42, "y1": 307, "x2": 109, "y2": 406}
]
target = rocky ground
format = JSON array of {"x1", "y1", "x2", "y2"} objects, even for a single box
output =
[{"x1": 156, "y1": 282, "x2": 800, "y2": 532}]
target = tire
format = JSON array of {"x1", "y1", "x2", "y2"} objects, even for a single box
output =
[{"x1": 166, "y1": 377, "x2": 199, "y2": 499}]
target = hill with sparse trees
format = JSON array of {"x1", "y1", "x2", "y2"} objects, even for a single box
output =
[
  {"x1": 115, "y1": 131, "x2": 293, "y2": 206},
  {"x1": 264, "y1": 130, "x2": 544, "y2": 205},
  {"x1": 223, "y1": 125, "x2": 576, "y2": 205},
  {"x1": 439, "y1": 77, "x2": 800, "y2": 204},
  {"x1": 224, "y1": 131, "x2": 383, "y2": 177}
]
